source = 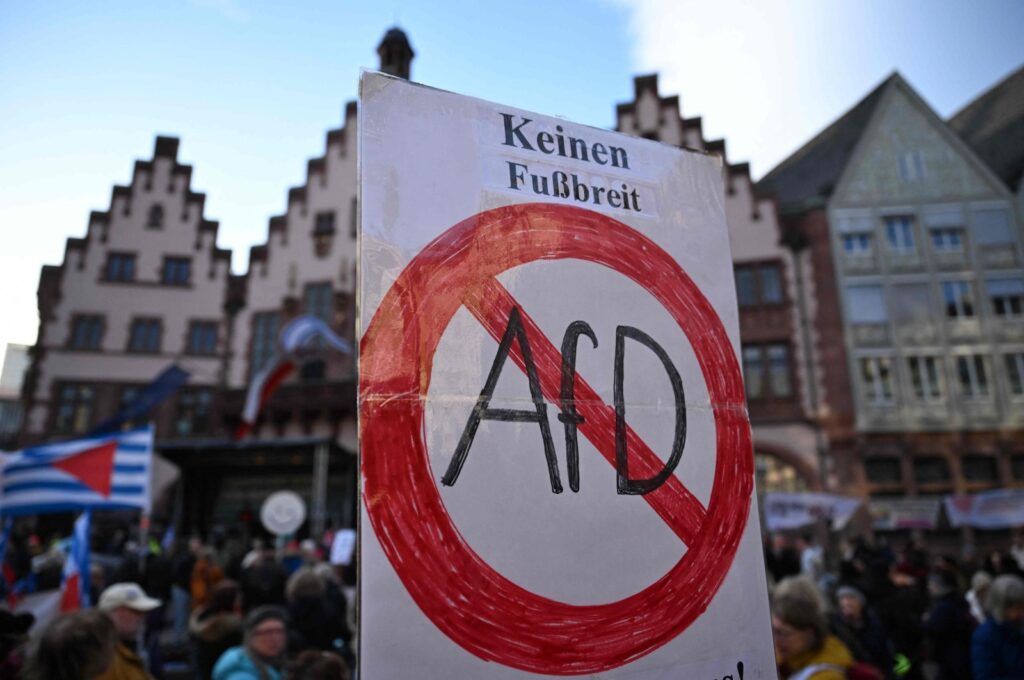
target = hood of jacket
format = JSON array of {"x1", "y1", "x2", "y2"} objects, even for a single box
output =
[{"x1": 190, "y1": 609, "x2": 243, "y2": 643}]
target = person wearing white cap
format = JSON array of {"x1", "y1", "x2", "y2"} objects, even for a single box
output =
[{"x1": 94, "y1": 582, "x2": 161, "y2": 680}]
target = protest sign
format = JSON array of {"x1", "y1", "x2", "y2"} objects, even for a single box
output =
[
  {"x1": 358, "y1": 72, "x2": 774, "y2": 678},
  {"x1": 260, "y1": 491, "x2": 306, "y2": 536}
]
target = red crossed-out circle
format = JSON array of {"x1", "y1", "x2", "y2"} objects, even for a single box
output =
[{"x1": 361, "y1": 203, "x2": 752, "y2": 675}]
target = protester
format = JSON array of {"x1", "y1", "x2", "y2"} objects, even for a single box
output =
[
  {"x1": 170, "y1": 537, "x2": 197, "y2": 646},
  {"x1": 797, "y1": 534, "x2": 825, "y2": 584},
  {"x1": 772, "y1": 577, "x2": 854, "y2": 680},
  {"x1": 0, "y1": 609, "x2": 34, "y2": 677},
  {"x1": 286, "y1": 650, "x2": 350, "y2": 680},
  {"x1": 242, "y1": 547, "x2": 288, "y2": 610},
  {"x1": 285, "y1": 567, "x2": 351, "y2": 657},
  {"x1": 192, "y1": 546, "x2": 226, "y2": 612},
  {"x1": 967, "y1": 570, "x2": 994, "y2": 624},
  {"x1": 833, "y1": 585, "x2": 894, "y2": 678},
  {"x1": 191, "y1": 579, "x2": 245, "y2": 679},
  {"x1": 972, "y1": 574, "x2": 1024, "y2": 680},
  {"x1": 922, "y1": 569, "x2": 972, "y2": 680},
  {"x1": 95, "y1": 581, "x2": 162, "y2": 680},
  {"x1": 766, "y1": 534, "x2": 802, "y2": 584},
  {"x1": 213, "y1": 605, "x2": 289, "y2": 680},
  {"x1": 21, "y1": 609, "x2": 118, "y2": 680}
]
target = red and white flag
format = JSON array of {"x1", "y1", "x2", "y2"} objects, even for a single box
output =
[{"x1": 60, "y1": 511, "x2": 91, "y2": 612}]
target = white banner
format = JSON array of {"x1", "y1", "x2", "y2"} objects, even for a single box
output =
[
  {"x1": 763, "y1": 492, "x2": 862, "y2": 531},
  {"x1": 869, "y1": 497, "x2": 941, "y2": 530},
  {"x1": 945, "y1": 489, "x2": 1024, "y2": 529},
  {"x1": 358, "y1": 72, "x2": 774, "y2": 678}
]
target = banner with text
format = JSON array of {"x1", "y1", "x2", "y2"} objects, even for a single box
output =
[
  {"x1": 869, "y1": 497, "x2": 942, "y2": 531},
  {"x1": 763, "y1": 492, "x2": 862, "y2": 531},
  {"x1": 945, "y1": 489, "x2": 1024, "y2": 529}
]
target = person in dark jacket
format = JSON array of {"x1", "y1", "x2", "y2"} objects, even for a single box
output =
[
  {"x1": 834, "y1": 585, "x2": 895, "y2": 678},
  {"x1": 923, "y1": 569, "x2": 973, "y2": 680},
  {"x1": 21, "y1": 609, "x2": 117, "y2": 680},
  {"x1": 190, "y1": 580, "x2": 244, "y2": 679},
  {"x1": 242, "y1": 548, "x2": 287, "y2": 611},
  {"x1": 285, "y1": 568, "x2": 351, "y2": 657},
  {"x1": 973, "y1": 574, "x2": 1024, "y2": 680}
]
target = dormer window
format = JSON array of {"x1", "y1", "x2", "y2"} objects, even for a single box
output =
[
  {"x1": 898, "y1": 152, "x2": 925, "y2": 181},
  {"x1": 147, "y1": 204, "x2": 164, "y2": 229}
]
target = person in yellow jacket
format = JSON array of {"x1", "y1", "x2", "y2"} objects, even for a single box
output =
[
  {"x1": 774, "y1": 589, "x2": 855, "y2": 680},
  {"x1": 94, "y1": 582, "x2": 161, "y2": 680}
]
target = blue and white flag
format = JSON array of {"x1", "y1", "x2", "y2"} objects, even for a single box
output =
[
  {"x1": 279, "y1": 315, "x2": 353, "y2": 355},
  {"x1": 0, "y1": 426, "x2": 153, "y2": 516},
  {"x1": 89, "y1": 364, "x2": 189, "y2": 436},
  {"x1": 61, "y1": 511, "x2": 91, "y2": 611}
]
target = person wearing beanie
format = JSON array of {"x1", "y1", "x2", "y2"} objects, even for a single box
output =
[
  {"x1": 213, "y1": 605, "x2": 289, "y2": 680},
  {"x1": 833, "y1": 585, "x2": 894, "y2": 678},
  {"x1": 94, "y1": 582, "x2": 161, "y2": 680},
  {"x1": 923, "y1": 569, "x2": 972, "y2": 680}
]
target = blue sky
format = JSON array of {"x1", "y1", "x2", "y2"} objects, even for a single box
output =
[{"x1": 1, "y1": 0, "x2": 1022, "y2": 364}]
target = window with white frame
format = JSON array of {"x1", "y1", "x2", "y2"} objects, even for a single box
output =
[
  {"x1": 837, "y1": 216, "x2": 874, "y2": 257},
  {"x1": 741, "y1": 344, "x2": 793, "y2": 399},
  {"x1": 884, "y1": 216, "x2": 916, "y2": 252},
  {"x1": 898, "y1": 152, "x2": 926, "y2": 181},
  {"x1": 250, "y1": 311, "x2": 280, "y2": 374},
  {"x1": 956, "y1": 354, "x2": 990, "y2": 399},
  {"x1": 942, "y1": 281, "x2": 975, "y2": 318},
  {"x1": 907, "y1": 356, "x2": 943, "y2": 401},
  {"x1": 930, "y1": 228, "x2": 965, "y2": 251},
  {"x1": 1006, "y1": 353, "x2": 1024, "y2": 397},
  {"x1": 842, "y1": 232, "x2": 872, "y2": 255},
  {"x1": 847, "y1": 285, "x2": 888, "y2": 324},
  {"x1": 860, "y1": 357, "x2": 894, "y2": 405},
  {"x1": 742, "y1": 347, "x2": 764, "y2": 399},
  {"x1": 988, "y1": 278, "x2": 1024, "y2": 318}
]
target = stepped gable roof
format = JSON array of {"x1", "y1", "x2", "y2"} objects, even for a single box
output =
[
  {"x1": 755, "y1": 75, "x2": 895, "y2": 214},
  {"x1": 949, "y1": 64, "x2": 1024, "y2": 192}
]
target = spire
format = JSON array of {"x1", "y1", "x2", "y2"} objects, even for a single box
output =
[{"x1": 377, "y1": 27, "x2": 414, "y2": 80}]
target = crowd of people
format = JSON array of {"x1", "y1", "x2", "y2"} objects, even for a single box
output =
[
  {"x1": 0, "y1": 526, "x2": 356, "y2": 680},
  {"x1": 6, "y1": 521, "x2": 1024, "y2": 679},
  {"x1": 766, "y1": 532, "x2": 1024, "y2": 679}
]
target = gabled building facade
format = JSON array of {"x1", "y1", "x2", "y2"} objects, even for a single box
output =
[
  {"x1": 21, "y1": 137, "x2": 233, "y2": 447},
  {"x1": 616, "y1": 75, "x2": 828, "y2": 494},
  {"x1": 758, "y1": 73, "x2": 1024, "y2": 504}
]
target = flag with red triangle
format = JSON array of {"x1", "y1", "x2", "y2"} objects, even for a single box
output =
[{"x1": 0, "y1": 426, "x2": 152, "y2": 516}]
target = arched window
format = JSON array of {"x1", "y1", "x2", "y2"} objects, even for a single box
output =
[{"x1": 147, "y1": 204, "x2": 164, "y2": 229}]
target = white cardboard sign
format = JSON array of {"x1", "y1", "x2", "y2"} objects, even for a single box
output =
[{"x1": 358, "y1": 72, "x2": 774, "y2": 679}]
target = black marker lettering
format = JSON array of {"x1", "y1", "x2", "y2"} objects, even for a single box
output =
[
  {"x1": 614, "y1": 325, "x2": 686, "y2": 495},
  {"x1": 442, "y1": 307, "x2": 562, "y2": 493}
]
